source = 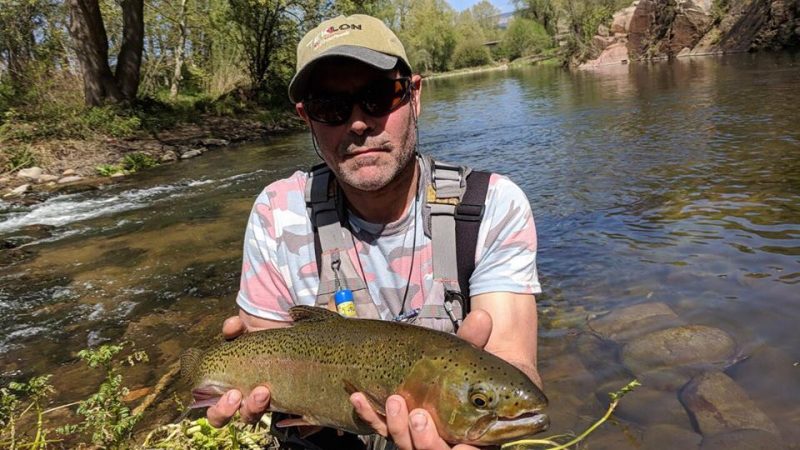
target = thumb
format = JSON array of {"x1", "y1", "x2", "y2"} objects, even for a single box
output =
[
  {"x1": 222, "y1": 316, "x2": 247, "y2": 340},
  {"x1": 457, "y1": 309, "x2": 492, "y2": 349}
]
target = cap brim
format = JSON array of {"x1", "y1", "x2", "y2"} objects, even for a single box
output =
[{"x1": 288, "y1": 45, "x2": 399, "y2": 103}]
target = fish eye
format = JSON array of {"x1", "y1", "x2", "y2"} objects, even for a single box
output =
[{"x1": 470, "y1": 392, "x2": 488, "y2": 408}]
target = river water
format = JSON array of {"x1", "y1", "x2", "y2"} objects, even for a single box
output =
[{"x1": 1, "y1": 53, "x2": 798, "y2": 447}]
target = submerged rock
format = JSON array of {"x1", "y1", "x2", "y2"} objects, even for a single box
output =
[
  {"x1": 601, "y1": 383, "x2": 694, "y2": 429},
  {"x1": 588, "y1": 302, "x2": 684, "y2": 342},
  {"x1": 680, "y1": 371, "x2": 781, "y2": 437},
  {"x1": 621, "y1": 325, "x2": 736, "y2": 383}
]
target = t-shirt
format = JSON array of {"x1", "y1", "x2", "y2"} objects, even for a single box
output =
[{"x1": 237, "y1": 164, "x2": 541, "y2": 322}]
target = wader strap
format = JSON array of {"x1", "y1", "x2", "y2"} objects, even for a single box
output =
[
  {"x1": 423, "y1": 156, "x2": 471, "y2": 329},
  {"x1": 306, "y1": 166, "x2": 371, "y2": 306},
  {"x1": 455, "y1": 170, "x2": 490, "y2": 303}
]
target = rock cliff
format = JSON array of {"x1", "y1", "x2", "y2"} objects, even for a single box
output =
[{"x1": 579, "y1": 0, "x2": 800, "y2": 68}]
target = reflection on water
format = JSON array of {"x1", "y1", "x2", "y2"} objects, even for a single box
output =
[{"x1": 1, "y1": 53, "x2": 799, "y2": 447}]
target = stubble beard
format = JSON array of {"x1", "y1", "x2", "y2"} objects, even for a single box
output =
[{"x1": 332, "y1": 123, "x2": 417, "y2": 192}]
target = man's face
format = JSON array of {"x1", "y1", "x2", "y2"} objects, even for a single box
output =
[{"x1": 297, "y1": 59, "x2": 422, "y2": 192}]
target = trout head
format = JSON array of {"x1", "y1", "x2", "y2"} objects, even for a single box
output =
[{"x1": 400, "y1": 344, "x2": 549, "y2": 446}]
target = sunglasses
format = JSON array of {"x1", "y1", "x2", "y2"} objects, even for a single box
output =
[{"x1": 303, "y1": 77, "x2": 413, "y2": 125}]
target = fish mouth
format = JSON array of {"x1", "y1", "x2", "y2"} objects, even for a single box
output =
[{"x1": 487, "y1": 411, "x2": 550, "y2": 443}]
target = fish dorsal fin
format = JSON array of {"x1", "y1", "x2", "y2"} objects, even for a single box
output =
[{"x1": 290, "y1": 305, "x2": 341, "y2": 323}]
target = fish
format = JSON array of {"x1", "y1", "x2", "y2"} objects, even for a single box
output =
[{"x1": 181, "y1": 306, "x2": 549, "y2": 445}]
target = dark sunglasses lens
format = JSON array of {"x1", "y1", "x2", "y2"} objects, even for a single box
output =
[
  {"x1": 305, "y1": 95, "x2": 351, "y2": 124},
  {"x1": 361, "y1": 79, "x2": 409, "y2": 116}
]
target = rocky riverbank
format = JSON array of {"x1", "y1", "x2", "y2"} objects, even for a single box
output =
[
  {"x1": 579, "y1": 0, "x2": 800, "y2": 68},
  {"x1": 0, "y1": 112, "x2": 304, "y2": 204}
]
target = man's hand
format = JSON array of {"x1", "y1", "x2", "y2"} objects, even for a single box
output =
[
  {"x1": 206, "y1": 312, "x2": 288, "y2": 427},
  {"x1": 350, "y1": 311, "x2": 494, "y2": 450}
]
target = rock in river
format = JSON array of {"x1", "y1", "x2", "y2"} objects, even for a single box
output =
[
  {"x1": 680, "y1": 371, "x2": 780, "y2": 437},
  {"x1": 700, "y1": 428, "x2": 783, "y2": 450},
  {"x1": 621, "y1": 325, "x2": 736, "y2": 386},
  {"x1": 588, "y1": 302, "x2": 684, "y2": 342}
]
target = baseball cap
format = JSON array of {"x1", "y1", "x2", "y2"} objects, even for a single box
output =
[{"x1": 288, "y1": 14, "x2": 412, "y2": 103}]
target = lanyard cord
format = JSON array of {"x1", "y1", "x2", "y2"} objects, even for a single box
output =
[{"x1": 350, "y1": 169, "x2": 420, "y2": 318}]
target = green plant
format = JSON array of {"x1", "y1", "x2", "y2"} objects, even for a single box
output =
[
  {"x1": 0, "y1": 375, "x2": 60, "y2": 450},
  {"x1": 2, "y1": 145, "x2": 37, "y2": 172},
  {"x1": 96, "y1": 164, "x2": 127, "y2": 177},
  {"x1": 144, "y1": 416, "x2": 275, "y2": 450},
  {"x1": 122, "y1": 153, "x2": 158, "y2": 172},
  {"x1": 59, "y1": 343, "x2": 148, "y2": 448}
]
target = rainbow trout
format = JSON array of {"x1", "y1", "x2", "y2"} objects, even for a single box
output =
[{"x1": 181, "y1": 306, "x2": 548, "y2": 445}]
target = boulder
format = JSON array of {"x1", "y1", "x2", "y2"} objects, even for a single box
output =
[
  {"x1": 700, "y1": 429, "x2": 784, "y2": 450},
  {"x1": 57, "y1": 175, "x2": 83, "y2": 184},
  {"x1": 600, "y1": 383, "x2": 693, "y2": 428},
  {"x1": 160, "y1": 149, "x2": 179, "y2": 162},
  {"x1": 621, "y1": 325, "x2": 736, "y2": 381},
  {"x1": 612, "y1": 5, "x2": 637, "y2": 34},
  {"x1": 180, "y1": 149, "x2": 203, "y2": 159},
  {"x1": 592, "y1": 35, "x2": 616, "y2": 52},
  {"x1": 17, "y1": 167, "x2": 43, "y2": 180},
  {"x1": 578, "y1": 42, "x2": 630, "y2": 69},
  {"x1": 680, "y1": 371, "x2": 780, "y2": 437},
  {"x1": 199, "y1": 138, "x2": 230, "y2": 147},
  {"x1": 9, "y1": 183, "x2": 31, "y2": 195},
  {"x1": 588, "y1": 302, "x2": 683, "y2": 342}
]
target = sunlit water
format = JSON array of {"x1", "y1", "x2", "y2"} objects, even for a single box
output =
[{"x1": 1, "y1": 53, "x2": 798, "y2": 447}]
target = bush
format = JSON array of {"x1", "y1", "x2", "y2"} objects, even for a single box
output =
[
  {"x1": 122, "y1": 153, "x2": 158, "y2": 171},
  {"x1": 501, "y1": 17, "x2": 553, "y2": 60},
  {"x1": 452, "y1": 39, "x2": 494, "y2": 69}
]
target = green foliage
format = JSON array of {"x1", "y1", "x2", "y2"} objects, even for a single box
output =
[
  {"x1": 711, "y1": 0, "x2": 730, "y2": 24},
  {"x1": 502, "y1": 17, "x2": 553, "y2": 60},
  {"x1": 452, "y1": 39, "x2": 494, "y2": 69},
  {"x1": 122, "y1": 153, "x2": 158, "y2": 172},
  {"x1": 143, "y1": 416, "x2": 274, "y2": 450},
  {"x1": 2, "y1": 145, "x2": 37, "y2": 172},
  {"x1": 401, "y1": 0, "x2": 458, "y2": 73},
  {"x1": 58, "y1": 343, "x2": 149, "y2": 448},
  {"x1": 0, "y1": 375, "x2": 59, "y2": 449},
  {"x1": 96, "y1": 164, "x2": 127, "y2": 177}
]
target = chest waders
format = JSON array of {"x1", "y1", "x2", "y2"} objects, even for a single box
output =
[{"x1": 305, "y1": 154, "x2": 491, "y2": 332}]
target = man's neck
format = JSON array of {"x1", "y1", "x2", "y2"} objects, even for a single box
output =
[{"x1": 339, "y1": 159, "x2": 419, "y2": 224}]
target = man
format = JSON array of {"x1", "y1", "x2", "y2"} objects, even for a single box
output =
[{"x1": 207, "y1": 14, "x2": 543, "y2": 450}]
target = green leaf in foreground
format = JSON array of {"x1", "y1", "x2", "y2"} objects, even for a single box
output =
[{"x1": 501, "y1": 379, "x2": 641, "y2": 450}]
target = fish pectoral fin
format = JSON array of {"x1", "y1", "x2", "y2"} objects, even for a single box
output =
[
  {"x1": 343, "y1": 379, "x2": 387, "y2": 416},
  {"x1": 275, "y1": 416, "x2": 320, "y2": 428},
  {"x1": 289, "y1": 306, "x2": 341, "y2": 323}
]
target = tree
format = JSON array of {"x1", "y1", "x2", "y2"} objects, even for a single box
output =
[
  {"x1": 67, "y1": 0, "x2": 144, "y2": 105},
  {"x1": 501, "y1": 16, "x2": 552, "y2": 60},
  {"x1": 227, "y1": 0, "x2": 303, "y2": 97},
  {"x1": 400, "y1": 0, "x2": 457, "y2": 73}
]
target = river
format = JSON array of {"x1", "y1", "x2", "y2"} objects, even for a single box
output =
[{"x1": 1, "y1": 53, "x2": 799, "y2": 448}]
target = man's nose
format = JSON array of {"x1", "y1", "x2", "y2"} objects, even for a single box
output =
[{"x1": 348, "y1": 104, "x2": 373, "y2": 136}]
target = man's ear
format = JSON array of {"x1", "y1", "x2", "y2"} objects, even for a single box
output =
[
  {"x1": 296, "y1": 102, "x2": 311, "y2": 125},
  {"x1": 411, "y1": 74, "x2": 422, "y2": 117}
]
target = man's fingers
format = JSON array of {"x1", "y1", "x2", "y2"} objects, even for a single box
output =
[
  {"x1": 240, "y1": 386, "x2": 270, "y2": 424},
  {"x1": 207, "y1": 390, "x2": 242, "y2": 428},
  {"x1": 408, "y1": 409, "x2": 452, "y2": 450},
  {"x1": 350, "y1": 393, "x2": 388, "y2": 437},
  {"x1": 385, "y1": 395, "x2": 413, "y2": 450},
  {"x1": 222, "y1": 315, "x2": 247, "y2": 340},
  {"x1": 458, "y1": 309, "x2": 492, "y2": 348}
]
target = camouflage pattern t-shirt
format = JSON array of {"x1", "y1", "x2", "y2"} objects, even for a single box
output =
[{"x1": 237, "y1": 164, "x2": 541, "y2": 322}]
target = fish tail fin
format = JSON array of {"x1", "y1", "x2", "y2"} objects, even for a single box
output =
[{"x1": 180, "y1": 348, "x2": 202, "y2": 382}]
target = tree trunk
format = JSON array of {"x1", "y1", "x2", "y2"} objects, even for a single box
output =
[
  {"x1": 67, "y1": 0, "x2": 123, "y2": 106},
  {"x1": 170, "y1": 0, "x2": 188, "y2": 99},
  {"x1": 116, "y1": 0, "x2": 144, "y2": 101}
]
